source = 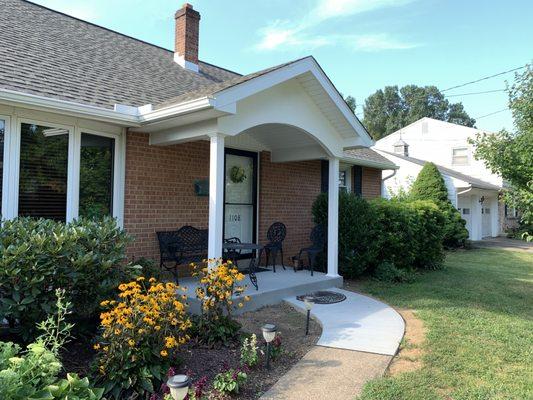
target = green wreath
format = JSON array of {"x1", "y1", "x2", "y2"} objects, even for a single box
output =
[{"x1": 230, "y1": 166, "x2": 247, "y2": 183}]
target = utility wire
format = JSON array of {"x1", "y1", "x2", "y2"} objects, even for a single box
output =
[
  {"x1": 445, "y1": 89, "x2": 507, "y2": 98},
  {"x1": 442, "y1": 65, "x2": 526, "y2": 92},
  {"x1": 475, "y1": 108, "x2": 509, "y2": 119}
]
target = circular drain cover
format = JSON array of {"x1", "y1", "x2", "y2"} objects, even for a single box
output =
[{"x1": 296, "y1": 290, "x2": 346, "y2": 304}]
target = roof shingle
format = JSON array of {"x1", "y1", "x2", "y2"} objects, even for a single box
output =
[{"x1": 0, "y1": 0, "x2": 240, "y2": 109}]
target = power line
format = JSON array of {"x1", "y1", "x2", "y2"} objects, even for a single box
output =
[
  {"x1": 475, "y1": 108, "x2": 509, "y2": 120},
  {"x1": 442, "y1": 65, "x2": 527, "y2": 92},
  {"x1": 445, "y1": 89, "x2": 507, "y2": 98}
]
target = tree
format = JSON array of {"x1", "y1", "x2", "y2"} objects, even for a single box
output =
[
  {"x1": 362, "y1": 85, "x2": 476, "y2": 139},
  {"x1": 345, "y1": 95, "x2": 357, "y2": 113},
  {"x1": 471, "y1": 65, "x2": 533, "y2": 241},
  {"x1": 410, "y1": 162, "x2": 469, "y2": 248}
]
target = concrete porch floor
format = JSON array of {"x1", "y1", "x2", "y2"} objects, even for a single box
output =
[{"x1": 180, "y1": 268, "x2": 343, "y2": 314}]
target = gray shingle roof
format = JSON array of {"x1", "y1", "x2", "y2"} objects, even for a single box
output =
[
  {"x1": 380, "y1": 151, "x2": 502, "y2": 190},
  {"x1": 0, "y1": 0, "x2": 240, "y2": 109},
  {"x1": 343, "y1": 148, "x2": 397, "y2": 170}
]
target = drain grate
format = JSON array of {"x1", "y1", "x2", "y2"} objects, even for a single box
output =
[{"x1": 296, "y1": 290, "x2": 346, "y2": 304}]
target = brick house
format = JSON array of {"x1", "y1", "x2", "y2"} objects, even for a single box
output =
[{"x1": 0, "y1": 1, "x2": 397, "y2": 277}]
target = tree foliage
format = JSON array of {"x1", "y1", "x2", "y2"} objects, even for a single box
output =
[
  {"x1": 471, "y1": 65, "x2": 533, "y2": 240},
  {"x1": 362, "y1": 85, "x2": 476, "y2": 139},
  {"x1": 410, "y1": 162, "x2": 469, "y2": 247}
]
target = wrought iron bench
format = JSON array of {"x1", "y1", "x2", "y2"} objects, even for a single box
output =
[{"x1": 156, "y1": 225, "x2": 208, "y2": 283}]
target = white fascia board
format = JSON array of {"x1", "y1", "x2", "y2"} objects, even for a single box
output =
[
  {"x1": 0, "y1": 88, "x2": 140, "y2": 126},
  {"x1": 138, "y1": 97, "x2": 218, "y2": 123},
  {"x1": 212, "y1": 57, "x2": 374, "y2": 147}
]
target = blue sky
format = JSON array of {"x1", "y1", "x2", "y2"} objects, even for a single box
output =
[{"x1": 33, "y1": 0, "x2": 532, "y2": 132}]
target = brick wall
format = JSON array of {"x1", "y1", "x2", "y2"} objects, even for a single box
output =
[
  {"x1": 258, "y1": 152, "x2": 322, "y2": 266},
  {"x1": 124, "y1": 132, "x2": 209, "y2": 262},
  {"x1": 124, "y1": 134, "x2": 322, "y2": 269},
  {"x1": 361, "y1": 167, "x2": 382, "y2": 199}
]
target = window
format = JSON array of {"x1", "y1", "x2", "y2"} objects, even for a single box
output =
[
  {"x1": 339, "y1": 170, "x2": 347, "y2": 192},
  {"x1": 484, "y1": 208, "x2": 490, "y2": 214},
  {"x1": 353, "y1": 165, "x2": 362, "y2": 196},
  {"x1": 0, "y1": 119, "x2": 4, "y2": 216},
  {"x1": 462, "y1": 208, "x2": 470, "y2": 215},
  {"x1": 79, "y1": 133, "x2": 115, "y2": 218},
  {"x1": 18, "y1": 123, "x2": 69, "y2": 221},
  {"x1": 452, "y1": 147, "x2": 469, "y2": 166}
]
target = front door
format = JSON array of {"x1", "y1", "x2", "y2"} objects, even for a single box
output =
[{"x1": 224, "y1": 149, "x2": 258, "y2": 257}]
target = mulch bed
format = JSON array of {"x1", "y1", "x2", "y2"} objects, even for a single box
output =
[
  {"x1": 2, "y1": 302, "x2": 320, "y2": 399},
  {"x1": 179, "y1": 303, "x2": 321, "y2": 399}
]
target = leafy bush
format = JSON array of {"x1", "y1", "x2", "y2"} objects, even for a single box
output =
[
  {"x1": 0, "y1": 217, "x2": 135, "y2": 340},
  {"x1": 212, "y1": 367, "x2": 247, "y2": 395},
  {"x1": 373, "y1": 262, "x2": 415, "y2": 283},
  {"x1": 312, "y1": 194, "x2": 445, "y2": 278},
  {"x1": 190, "y1": 261, "x2": 250, "y2": 346},
  {"x1": 409, "y1": 162, "x2": 469, "y2": 248},
  {"x1": 0, "y1": 291, "x2": 103, "y2": 400},
  {"x1": 94, "y1": 277, "x2": 191, "y2": 399}
]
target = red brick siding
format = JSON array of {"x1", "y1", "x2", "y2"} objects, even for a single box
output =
[
  {"x1": 258, "y1": 152, "x2": 321, "y2": 265},
  {"x1": 124, "y1": 132, "x2": 209, "y2": 262},
  {"x1": 124, "y1": 136, "x2": 322, "y2": 269},
  {"x1": 361, "y1": 167, "x2": 382, "y2": 199}
]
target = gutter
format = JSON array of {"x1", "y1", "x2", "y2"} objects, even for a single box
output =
[
  {"x1": 340, "y1": 156, "x2": 399, "y2": 171},
  {"x1": 382, "y1": 169, "x2": 397, "y2": 182},
  {"x1": 0, "y1": 88, "x2": 140, "y2": 126}
]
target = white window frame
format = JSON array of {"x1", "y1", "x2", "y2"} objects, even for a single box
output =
[
  {"x1": 3, "y1": 117, "x2": 125, "y2": 225},
  {"x1": 452, "y1": 147, "x2": 470, "y2": 166}
]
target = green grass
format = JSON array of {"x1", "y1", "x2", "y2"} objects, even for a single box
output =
[{"x1": 357, "y1": 248, "x2": 533, "y2": 400}]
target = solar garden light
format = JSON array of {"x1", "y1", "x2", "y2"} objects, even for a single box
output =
[
  {"x1": 262, "y1": 323, "x2": 277, "y2": 369},
  {"x1": 167, "y1": 374, "x2": 190, "y2": 400},
  {"x1": 303, "y1": 296, "x2": 315, "y2": 335}
]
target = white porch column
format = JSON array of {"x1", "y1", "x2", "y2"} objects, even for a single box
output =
[
  {"x1": 327, "y1": 157, "x2": 340, "y2": 277},
  {"x1": 470, "y1": 195, "x2": 482, "y2": 241},
  {"x1": 208, "y1": 133, "x2": 225, "y2": 263},
  {"x1": 490, "y1": 196, "x2": 500, "y2": 237}
]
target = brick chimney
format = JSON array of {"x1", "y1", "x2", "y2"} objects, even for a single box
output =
[{"x1": 174, "y1": 3, "x2": 200, "y2": 72}]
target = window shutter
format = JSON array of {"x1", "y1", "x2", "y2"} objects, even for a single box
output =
[{"x1": 352, "y1": 165, "x2": 362, "y2": 196}]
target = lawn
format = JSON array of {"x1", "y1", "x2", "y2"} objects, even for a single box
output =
[{"x1": 357, "y1": 248, "x2": 533, "y2": 400}]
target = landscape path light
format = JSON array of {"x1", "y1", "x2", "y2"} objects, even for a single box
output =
[
  {"x1": 303, "y1": 295, "x2": 315, "y2": 335},
  {"x1": 262, "y1": 323, "x2": 277, "y2": 369},
  {"x1": 167, "y1": 374, "x2": 190, "y2": 400}
]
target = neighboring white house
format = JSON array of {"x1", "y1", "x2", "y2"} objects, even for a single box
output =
[{"x1": 374, "y1": 117, "x2": 518, "y2": 241}]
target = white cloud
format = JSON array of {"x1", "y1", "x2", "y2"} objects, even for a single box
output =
[{"x1": 254, "y1": 0, "x2": 418, "y2": 52}]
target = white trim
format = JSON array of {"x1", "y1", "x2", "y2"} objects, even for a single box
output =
[
  {"x1": 340, "y1": 155, "x2": 398, "y2": 170},
  {"x1": 173, "y1": 53, "x2": 199, "y2": 72},
  {"x1": 0, "y1": 115, "x2": 11, "y2": 219},
  {"x1": 66, "y1": 127, "x2": 81, "y2": 222},
  {"x1": 0, "y1": 89, "x2": 139, "y2": 126},
  {"x1": 139, "y1": 98, "x2": 214, "y2": 123}
]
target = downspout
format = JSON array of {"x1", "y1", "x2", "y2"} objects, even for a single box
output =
[{"x1": 381, "y1": 169, "x2": 397, "y2": 198}]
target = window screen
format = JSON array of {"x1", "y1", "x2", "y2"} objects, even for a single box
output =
[
  {"x1": 19, "y1": 123, "x2": 69, "y2": 221},
  {"x1": 0, "y1": 119, "x2": 4, "y2": 216},
  {"x1": 79, "y1": 133, "x2": 115, "y2": 218}
]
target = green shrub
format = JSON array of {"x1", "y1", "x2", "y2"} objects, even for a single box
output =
[
  {"x1": 0, "y1": 217, "x2": 134, "y2": 340},
  {"x1": 409, "y1": 162, "x2": 469, "y2": 248},
  {"x1": 312, "y1": 194, "x2": 445, "y2": 277},
  {"x1": 212, "y1": 368, "x2": 247, "y2": 395},
  {"x1": 373, "y1": 262, "x2": 415, "y2": 283}
]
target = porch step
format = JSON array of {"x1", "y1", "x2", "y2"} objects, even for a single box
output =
[{"x1": 181, "y1": 269, "x2": 343, "y2": 315}]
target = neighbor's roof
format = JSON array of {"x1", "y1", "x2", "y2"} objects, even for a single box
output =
[
  {"x1": 380, "y1": 151, "x2": 501, "y2": 190},
  {"x1": 0, "y1": 0, "x2": 240, "y2": 110},
  {"x1": 343, "y1": 148, "x2": 398, "y2": 170}
]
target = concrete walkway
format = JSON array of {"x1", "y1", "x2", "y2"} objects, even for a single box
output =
[
  {"x1": 472, "y1": 236, "x2": 532, "y2": 252},
  {"x1": 260, "y1": 288, "x2": 404, "y2": 399}
]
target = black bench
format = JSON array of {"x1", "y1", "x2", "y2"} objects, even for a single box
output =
[{"x1": 156, "y1": 225, "x2": 208, "y2": 283}]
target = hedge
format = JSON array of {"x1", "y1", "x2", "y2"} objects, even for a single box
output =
[{"x1": 312, "y1": 192, "x2": 446, "y2": 278}]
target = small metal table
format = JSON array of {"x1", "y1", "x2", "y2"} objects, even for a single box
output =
[{"x1": 222, "y1": 242, "x2": 264, "y2": 290}]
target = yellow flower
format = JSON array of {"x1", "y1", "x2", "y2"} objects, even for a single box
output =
[
  {"x1": 160, "y1": 350, "x2": 168, "y2": 357},
  {"x1": 136, "y1": 276, "x2": 145, "y2": 281},
  {"x1": 100, "y1": 300, "x2": 109, "y2": 307},
  {"x1": 165, "y1": 336, "x2": 178, "y2": 348},
  {"x1": 93, "y1": 343, "x2": 101, "y2": 350},
  {"x1": 128, "y1": 339, "x2": 135, "y2": 347},
  {"x1": 238, "y1": 302, "x2": 244, "y2": 308},
  {"x1": 154, "y1": 325, "x2": 161, "y2": 331},
  {"x1": 244, "y1": 295, "x2": 251, "y2": 301}
]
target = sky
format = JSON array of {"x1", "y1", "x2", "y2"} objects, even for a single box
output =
[{"x1": 32, "y1": 0, "x2": 533, "y2": 133}]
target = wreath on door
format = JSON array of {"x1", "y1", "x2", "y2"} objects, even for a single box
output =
[{"x1": 230, "y1": 165, "x2": 247, "y2": 183}]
